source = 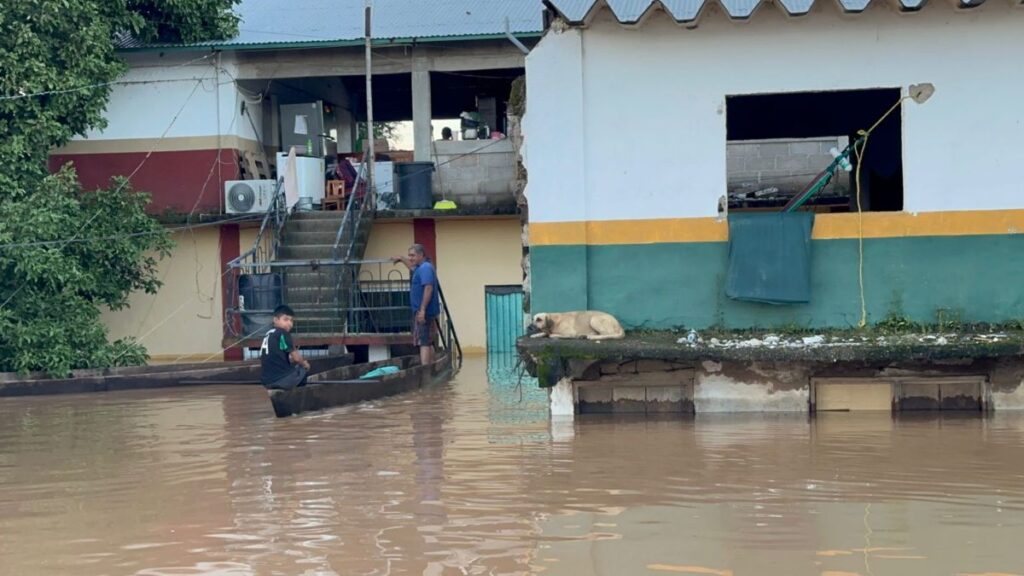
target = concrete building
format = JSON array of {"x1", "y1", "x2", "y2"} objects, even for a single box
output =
[
  {"x1": 51, "y1": 0, "x2": 541, "y2": 361},
  {"x1": 519, "y1": 0, "x2": 1024, "y2": 416},
  {"x1": 526, "y1": 0, "x2": 1024, "y2": 331}
]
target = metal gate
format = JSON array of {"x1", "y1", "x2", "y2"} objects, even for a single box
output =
[{"x1": 485, "y1": 285, "x2": 525, "y2": 354}]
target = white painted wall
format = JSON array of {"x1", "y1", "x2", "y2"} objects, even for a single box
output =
[
  {"x1": 525, "y1": 4, "x2": 1024, "y2": 222},
  {"x1": 524, "y1": 27, "x2": 587, "y2": 223},
  {"x1": 77, "y1": 53, "x2": 259, "y2": 144}
]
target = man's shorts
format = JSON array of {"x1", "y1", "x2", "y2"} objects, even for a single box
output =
[{"x1": 413, "y1": 314, "x2": 437, "y2": 347}]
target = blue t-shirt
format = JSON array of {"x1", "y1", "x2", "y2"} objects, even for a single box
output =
[{"x1": 410, "y1": 262, "x2": 440, "y2": 317}]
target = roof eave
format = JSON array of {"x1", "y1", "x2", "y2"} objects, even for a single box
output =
[{"x1": 116, "y1": 31, "x2": 544, "y2": 54}]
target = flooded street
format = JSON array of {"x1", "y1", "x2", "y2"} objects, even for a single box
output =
[{"x1": 2, "y1": 357, "x2": 1024, "y2": 576}]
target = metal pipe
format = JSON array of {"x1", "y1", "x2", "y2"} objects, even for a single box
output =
[{"x1": 504, "y1": 17, "x2": 530, "y2": 55}]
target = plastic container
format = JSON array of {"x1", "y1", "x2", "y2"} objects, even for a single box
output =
[
  {"x1": 394, "y1": 162, "x2": 435, "y2": 209},
  {"x1": 238, "y1": 273, "x2": 283, "y2": 336}
]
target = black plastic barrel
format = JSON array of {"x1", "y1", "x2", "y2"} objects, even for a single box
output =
[
  {"x1": 394, "y1": 162, "x2": 435, "y2": 209},
  {"x1": 238, "y1": 273, "x2": 283, "y2": 336}
]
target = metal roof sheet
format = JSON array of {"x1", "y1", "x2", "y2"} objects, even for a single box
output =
[
  {"x1": 546, "y1": 0, "x2": 985, "y2": 24},
  {"x1": 119, "y1": 0, "x2": 545, "y2": 50}
]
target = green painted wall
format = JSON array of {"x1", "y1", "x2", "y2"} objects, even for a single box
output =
[{"x1": 530, "y1": 234, "x2": 1024, "y2": 329}]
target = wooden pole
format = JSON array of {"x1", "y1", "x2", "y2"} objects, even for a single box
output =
[{"x1": 364, "y1": 0, "x2": 376, "y2": 203}]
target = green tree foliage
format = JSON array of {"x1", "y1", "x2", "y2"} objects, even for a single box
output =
[{"x1": 0, "y1": 0, "x2": 238, "y2": 375}]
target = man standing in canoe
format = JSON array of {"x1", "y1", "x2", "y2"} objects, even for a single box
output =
[{"x1": 392, "y1": 244, "x2": 440, "y2": 367}]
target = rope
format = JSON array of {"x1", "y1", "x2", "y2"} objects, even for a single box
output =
[{"x1": 852, "y1": 97, "x2": 905, "y2": 328}]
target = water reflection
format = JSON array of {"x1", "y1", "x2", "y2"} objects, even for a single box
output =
[{"x1": 1, "y1": 358, "x2": 1023, "y2": 575}]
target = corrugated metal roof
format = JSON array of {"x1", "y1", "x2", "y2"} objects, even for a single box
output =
[
  {"x1": 546, "y1": 0, "x2": 982, "y2": 24},
  {"x1": 119, "y1": 0, "x2": 545, "y2": 51}
]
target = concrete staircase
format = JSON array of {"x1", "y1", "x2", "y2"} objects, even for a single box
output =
[{"x1": 276, "y1": 211, "x2": 374, "y2": 335}]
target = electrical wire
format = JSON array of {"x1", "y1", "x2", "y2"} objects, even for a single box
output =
[
  {"x1": 0, "y1": 53, "x2": 216, "y2": 101},
  {"x1": 0, "y1": 75, "x2": 211, "y2": 312},
  {"x1": 0, "y1": 213, "x2": 261, "y2": 250}
]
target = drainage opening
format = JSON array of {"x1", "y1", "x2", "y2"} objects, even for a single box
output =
[{"x1": 812, "y1": 376, "x2": 987, "y2": 413}]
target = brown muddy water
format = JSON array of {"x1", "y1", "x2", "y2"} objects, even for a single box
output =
[{"x1": 1, "y1": 356, "x2": 1024, "y2": 576}]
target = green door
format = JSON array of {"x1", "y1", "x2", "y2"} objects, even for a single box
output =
[{"x1": 485, "y1": 285, "x2": 525, "y2": 354}]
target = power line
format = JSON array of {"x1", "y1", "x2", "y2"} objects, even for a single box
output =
[
  {"x1": 0, "y1": 53, "x2": 216, "y2": 101},
  {"x1": 0, "y1": 74, "x2": 211, "y2": 312},
  {"x1": 0, "y1": 213, "x2": 262, "y2": 250}
]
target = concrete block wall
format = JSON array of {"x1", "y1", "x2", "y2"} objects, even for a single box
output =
[
  {"x1": 432, "y1": 140, "x2": 517, "y2": 207},
  {"x1": 727, "y1": 137, "x2": 851, "y2": 196}
]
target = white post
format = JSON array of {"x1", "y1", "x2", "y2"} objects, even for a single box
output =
[
  {"x1": 364, "y1": 0, "x2": 376, "y2": 201},
  {"x1": 549, "y1": 378, "x2": 576, "y2": 418}
]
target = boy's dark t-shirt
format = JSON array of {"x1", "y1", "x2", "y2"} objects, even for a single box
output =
[{"x1": 260, "y1": 328, "x2": 295, "y2": 385}]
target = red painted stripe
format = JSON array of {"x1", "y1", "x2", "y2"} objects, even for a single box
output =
[
  {"x1": 49, "y1": 149, "x2": 240, "y2": 215},
  {"x1": 219, "y1": 224, "x2": 243, "y2": 362},
  {"x1": 413, "y1": 218, "x2": 437, "y2": 268}
]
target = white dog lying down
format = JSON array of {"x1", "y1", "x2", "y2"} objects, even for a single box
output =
[{"x1": 530, "y1": 311, "x2": 625, "y2": 341}]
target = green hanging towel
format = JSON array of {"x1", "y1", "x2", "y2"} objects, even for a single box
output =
[{"x1": 725, "y1": 212, "x2": 815, "y2": 305}]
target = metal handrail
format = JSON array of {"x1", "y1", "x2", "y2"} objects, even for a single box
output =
[
  {"x1": 331, "y1": 162, "x2": 367, "y2": 261},
  {"x1": 436, "y1": 282, "x2": 463, "y2": 374}
]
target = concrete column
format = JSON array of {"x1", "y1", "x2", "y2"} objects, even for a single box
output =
[
  {"x1": 411, "y1": 56, "x2": 432, "y2": 162},
  {"x1": 549, "y1": 378, "x2": 575, "y2": 418}
]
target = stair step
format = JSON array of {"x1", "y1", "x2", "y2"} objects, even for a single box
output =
[
  {"x1": 282, "y1": 231, "x2": 340, "y2": 245},
  {"x1": 283, "y1": 219, "x2": 348, "y2": 234},
  {"x1": 289, "y1": 211, "x2": 347, "y2": 221},
  {"x1": 278, "y1": 245, "x2": 338, "y2": 259}
]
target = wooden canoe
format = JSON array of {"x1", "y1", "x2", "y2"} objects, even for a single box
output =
[{"x1": 268, "y1": 353, "x2": 453, "y2": 417}]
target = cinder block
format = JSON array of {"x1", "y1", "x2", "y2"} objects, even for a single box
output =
[
  {"x1": 727, "y1": 156, "x2": 746, "y2": 174},
  {"x1": 487, "y1": 165, "x2": 517, "y2": 180},
  {"x1": 789, "y1": 141, "x2": 821, "y2": 156},
  {"x1": 480, "y1": 179, "x2": 513, "y2": 196},
  {"x1": 480, "y1": 152, "x2": 515, "y2": 168},
  {"x1": 807, "y1": 155, "x2": 835, "y2": 170},
  {"x1": 777, "y1": 156, "x2": 810, "y2": 171},
  {"x1": 745, "y1": 157, "x2": 777, "y2": 171},
  {"x1": 450, "y1": 181, "x2": 479, "y2": 197},
  {"x1": 446, "y1": 154, "x2": 479, "y2": 168},
  {"x1": 600, "y1": 362, "x2": 620, "y2": 375},
  {"x1": 757, "y1": 143, "x2": 791, "y2": 157},
  {"x1": 729, "y1": 143, "x2": 759, "y2": 157}
]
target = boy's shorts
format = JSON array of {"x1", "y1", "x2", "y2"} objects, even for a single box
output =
[
  {"x1": 413, "y1": 315, "x2": 437, "y2": 347},
  {"x1": 264, "y1": 365, "x2": 308, "y2": 391}
]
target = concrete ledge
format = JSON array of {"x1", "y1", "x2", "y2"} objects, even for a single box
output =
[
  {"x1": 521, "y1": 332, "x2": 1024, "y2": 415},
  {"x1": 520, "y1": 332, "x2": 1024, "y2": 366},
  {"x1": 377, "y1": 204, "x2": 519, "y2": 219}
]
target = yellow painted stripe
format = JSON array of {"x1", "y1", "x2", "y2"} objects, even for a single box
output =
[{"x1": 531, "y1": 209, "x2": 1024, "y2": 246}]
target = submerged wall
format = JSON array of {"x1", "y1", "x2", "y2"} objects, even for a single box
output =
[{"x1": 524, "y1": 5, "x2": 1024, "y2": 329}]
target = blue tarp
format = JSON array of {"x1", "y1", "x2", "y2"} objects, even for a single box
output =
[{"x1": 725, "y1": 212, "x2": 815, "y2": 305}]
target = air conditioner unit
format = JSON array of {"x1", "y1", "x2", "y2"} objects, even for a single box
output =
[{"x1": 224, "y1": 180, "x2": 277, "y2": 214}]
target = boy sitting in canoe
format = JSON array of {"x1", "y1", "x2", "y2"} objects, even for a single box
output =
[{"x1": 260, "y1": 305, "x2": 311, "y2": 391}]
